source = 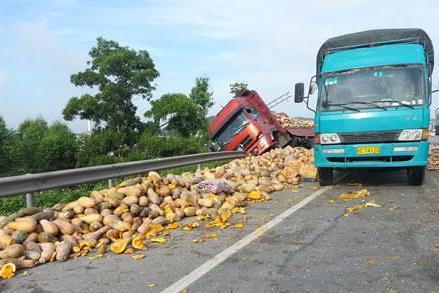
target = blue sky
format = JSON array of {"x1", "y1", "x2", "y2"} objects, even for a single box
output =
[{"x1": 0, "y1": 0, "x2": 438, "y2": 132}]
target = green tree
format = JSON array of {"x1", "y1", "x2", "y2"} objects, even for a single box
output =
[
  {"x1": 13, "y1": 118, "x2": 49, "y2": 173},
  {"x1": 230, "y1": 81, "x2": 249, "y2": 97},
  {"x1": 38, "y1": 122, "x2": 77, "y2": 171},
  {"x1": 75, "y1": 130, "x2": 128, "y2": 167},
  {"x1": 189, "y1": 77, "x2": 213, "y2": 116},
  {"x1": 0, "y1": 116, "x2": 13, "y2": 176},
  {"x1": 128, "y1": 133, "x2": 205, "y2": 161},
  {"x1": 145, "y1": 78, "x2": 214, "y2": 137},
  {"x1": 145, "y1": 93, "x2": 204, "y2": 137},
  {"x1": 63, "y1": 37, "x2": 159, "y2": 138}
]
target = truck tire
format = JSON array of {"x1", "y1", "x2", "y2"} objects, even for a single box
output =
[
  {"x1": 318, "y1": 167, "x2": 333, "y2": 186},
  {"x1": 407, "y1": 167, "x2": 425, "y2": 185}
]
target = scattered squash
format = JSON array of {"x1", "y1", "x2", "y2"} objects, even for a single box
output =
[
  {"x1": 0, "y1": 263, "x2": 16, "y2": 279},
  {"x1": 132, "y1": 235, "x2": 146, "y2": 250},
  {"x1": 0, "y1": 145, "x2": 316, "y2": 276},
  {"x1": 110, "y1": 239, "x2": 130, "y2": 254}
]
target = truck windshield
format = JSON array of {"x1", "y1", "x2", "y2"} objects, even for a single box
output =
[
  {"x1": 213, "y1": 111, "x2": 249, "y2": 146},
  {"x1": 319, "y1": 65, "x2": 424, "y2": 111}
]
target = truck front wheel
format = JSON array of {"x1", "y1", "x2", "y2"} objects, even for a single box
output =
[
  {"x1": 318, "y1": 167, "x2": 333, "y2": 186},
  {"x1": 407, "y1": 167, "x2": 425, "y2": 185}
]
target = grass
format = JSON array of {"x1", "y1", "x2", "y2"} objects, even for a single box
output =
[{"x1": 0, "y1": 160, "x2": 227, "y2": 216}]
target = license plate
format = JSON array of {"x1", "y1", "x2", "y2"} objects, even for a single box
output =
[{"x1": 356, "y1": 146, "x2": 380, "y2": 155}]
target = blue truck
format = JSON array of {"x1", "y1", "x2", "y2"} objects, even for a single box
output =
[{"x1": 294, "y1": 28, "x2": 434, "y2": 186}]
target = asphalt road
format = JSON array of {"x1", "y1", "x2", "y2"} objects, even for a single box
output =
[{"x1": 2, "y1": 169, "x2": 439, "y2": 293}]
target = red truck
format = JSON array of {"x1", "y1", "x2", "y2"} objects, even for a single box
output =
[{"x1": 208, "y1": 90, "x2": 314, "y2": 155}]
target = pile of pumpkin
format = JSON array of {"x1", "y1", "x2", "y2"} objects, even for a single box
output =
[
  {"x1": 428, "y1": 148, "x2": 439, "y2": 170},
  {"x1": 0, "y1": 146, "x2": 314, "y2": 279},
  {"x1": 273, "y1": 112, "x2": 314, "y2": 129}
]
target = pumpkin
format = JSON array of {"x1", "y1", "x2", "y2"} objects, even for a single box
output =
[
  {"x1": 24, "y1": 245, "x2": 41, "y2": 261},
  {"x1": 38, "y1": 232, "x2": 57, "y2": 243},
  {"x1": 89, "y1": 222, "x2": 102, "y2": 232},
  {"x1": 122, "y1": 195, "x2": 138, "y2": 206},
  {"x1": 198, "y1": 198, "x2": 214, "y2": 208},
  {"x1": 118, "y1": 185, "x2": 142, "y2": 197},
  {"x1": 130, "y1": 204, "x2": 141, "y2": 216},
  {"x1": 83, "y1": 226, "x2": 109, "y2": 241},
  {"x1": 11, "y1": 231, "x2": 27, "y2": 244},
  {"x1": 80, "y1": 214, "x2": 102, "y2": 225},
  {"x1": 55, "y1": 240, "x2": 73, "y2": 262},
  {"x1": 103, "y1": 215, "x2": 119, "y2": 226},
  {"x1": 110, "y1": 220, "x2": 131, "y2": 232},
  {"x1": 0, "y1": 263, "x2": 15, "y2": 279},
  {"x1": 147, "y1": 189, "x2": 161, "y2": 204},
  {"x1": 77, "y1": 196, "x2": 96, "y2": 208},
  {"x1": 53, "y1": 219, "x2": 75, "y2": 235},
  {"x1": 138, "y1": 196, "x2": 149, "y2": 207},
  {"x1": 0, "y1": 244, "x2": 24, "y2": 259},
  {"x1": 110, "y1": 239, "x2": 130, "y2": 254},
  {"x1": 40, "y1": 220, "x2": 59, "y2": 235},
  {"x1": 7, "y1": 217, "x2": 37, "y2": 233},
  {"x1": 183, "y1": 207, "x2": 197, "y2": 217},
  {"x1": 39, "y1": 242, "x2": 56, "y2": 264},
  {"x1": 23, "y1": 232, "x2": 38, "y2": 244},
  {"x1": 132, "y1": 235, "x2": 146, "y2": 250},
  {"x1": 0, "y1": 235, "x2": 13, "y2": 249},
  {"x1": 106, "y1": 192, "x2": 125, "y2": 201}
]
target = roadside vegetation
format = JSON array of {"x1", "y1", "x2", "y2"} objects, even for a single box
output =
[{"x1": 0, "y1": 37, "x2": 235, "y2": 215}]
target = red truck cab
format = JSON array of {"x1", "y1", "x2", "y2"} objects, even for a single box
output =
[{"x1": 208, "y1": 91, "x2": 290, "y2": 155}]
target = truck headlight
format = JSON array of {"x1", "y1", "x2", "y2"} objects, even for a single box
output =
[
  {"x1": 320, "y1": 133, "x2": 341, "y2": 144},
  {"x1": 398, "y1": 129, "x2": 425, "y2": 141}
]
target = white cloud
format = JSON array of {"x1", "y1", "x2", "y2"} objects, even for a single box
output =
[
  {"x1": 2, "y1": 0, "x2": 439, "y2": 131},
  {"x1": 152, "y1": 0, "x2": 439, "y2": 117}
]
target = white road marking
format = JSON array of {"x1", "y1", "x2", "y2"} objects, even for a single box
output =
[{"x1": 161, "y1": 185, "x2": 333, "y2": 293}]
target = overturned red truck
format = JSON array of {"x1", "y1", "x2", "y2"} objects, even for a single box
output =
[{"x1": 208, "y1": 90, "x2": 314, "y2": 155}]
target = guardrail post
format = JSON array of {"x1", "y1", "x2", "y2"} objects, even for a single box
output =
[
  {"x1": 108, "y1": 179, "x2": 114, "y2": 188},
  {"x1": 26, "y1": 193, "x2": 35, "y2": 208},
  {"x1": 197, "y1": 164, "x2": 201, "y2": 171}
]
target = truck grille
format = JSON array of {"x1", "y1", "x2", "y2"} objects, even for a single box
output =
[
  {"x1": 339, "y1": 130, "x2": 401, "y2": 144},
  {"x1": 235, "y1": 135, "x2": 253, "y2": 151}
]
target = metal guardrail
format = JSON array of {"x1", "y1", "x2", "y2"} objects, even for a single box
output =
[{"x1": 0, "y1": 151, "x2": 247, "y2": 205}]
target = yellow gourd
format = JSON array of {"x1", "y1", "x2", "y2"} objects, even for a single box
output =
[
  {"x1": 132, "y1": 235, "x2": 146, "y2": 250},
  {"x1": 110, "y1": 239, "x2": 130, "y2": 254},
  {"x1": 0, "y1": 235, "x2": 13, "y2": 250},
  {"x1": 0, "y1": 263, "x2": 16, "y2": 279}
]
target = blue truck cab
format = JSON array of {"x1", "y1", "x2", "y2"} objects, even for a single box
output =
[{"x1": 294, "y1": 29, "x2": 434, "y2": 185}]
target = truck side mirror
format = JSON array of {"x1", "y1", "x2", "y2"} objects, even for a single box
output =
[{"x1": 294, "y1": 83, "x2": 304, "y2": 103}]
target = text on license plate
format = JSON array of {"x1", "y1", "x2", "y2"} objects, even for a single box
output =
[{"x1": 356, "y1": 146, "x2": 380, "y2": 155}]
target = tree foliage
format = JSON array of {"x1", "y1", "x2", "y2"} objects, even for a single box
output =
[
  {"x1": 128, "y1": 133, "x2": 205, "y2": 161},
  {"x1": 38, "y1": 122, "x2": 77, "y2": 171},
  {"x1": 145, "y1": 78, "x2": 213, "y2": 137},
  {"x1": 5, "y1": 119, "x2": 78, "y2": 174},
  {"x1": 75, "y1": 130, "x2": 128, "y2": 167},
  {"x1": 230, "y1": 81, "x2": 249, "y2": 97},
  {"x1": 0, "y1": 116, "x2": 12, "y2": 175},
  {"x1": 189, "y1": 77, "x2": 213, "y2": 116},
  {"x1": 0, "y1": 40, "x2": 219, "y2": 180},
  {"x1": 145, "y1": 93, "x2": 204, "y2": 137},
  {"x1": 14, "y1": 118, "x2": 49, "y2": 173},
  {"x1": 62, "y1": 37, "x2": 159, "y2": 136}
]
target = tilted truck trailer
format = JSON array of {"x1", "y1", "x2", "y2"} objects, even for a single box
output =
[
  {"x1": 208, "y1": 90, "x2": 314, "y2": 155},
  {"x1": 294, "y1": 28, "x2": 434, "y2": 186}
]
